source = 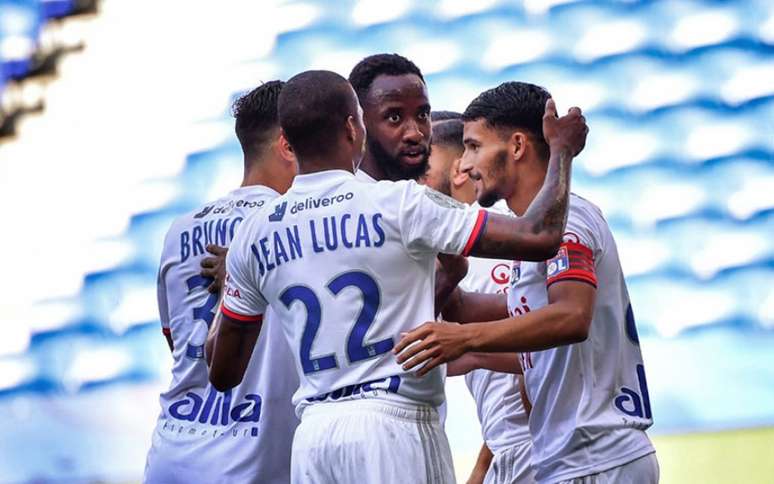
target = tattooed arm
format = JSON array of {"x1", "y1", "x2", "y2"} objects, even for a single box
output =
[{"x1": 469, "y1": 99, "x2": 586, "y2": 262}]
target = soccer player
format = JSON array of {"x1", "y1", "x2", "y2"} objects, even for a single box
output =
[
  {"x1": 348, "y1": 53, "x2": 431, "y2": 184},
  {"x1": 395, "y1": 82, "x2": 659, "y2": 483},
  {"x1": 348, "y1": 53, "x2": 470, "y2": 310},
  {"x1": 144, "y1": 81, "x2": 300, "y2": 484},
  {"x1": 423, "y1": 115, "x2": 534, "y2": 484},
  {"x1": 208, "y1": 70, "x2": 588, "y2": 483}
]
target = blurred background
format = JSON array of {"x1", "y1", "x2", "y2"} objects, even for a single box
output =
[{"x1": 0, "y1": 0, "x2": 772, "y2": 482}]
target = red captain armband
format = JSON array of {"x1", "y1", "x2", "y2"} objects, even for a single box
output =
[
  {"x1": 221, "y1": 306, "x2": 264, "y2": 326},
  {"x1": 161, "y1": 328, "x2": 171, "y2": 337},
  {"x1": 546, "y1": 241, "x2": 597, "y2": 288},
  {"x1": 462, "y1": 209, "x2": 489, "y2": 257}
]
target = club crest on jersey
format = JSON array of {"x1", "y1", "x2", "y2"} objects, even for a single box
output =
[
  {"x1": 423, "y1": 188, "x2": 465, "y2": 209},
  {"x1": 547, "y1": 247, "x2": 570, "y2": 278},
  {"x1": 269, "y1": 201, "x2": 287, "y2": 222},
  {"x1": 510, "y1": 261, "x2": 521, "y2": 286}
]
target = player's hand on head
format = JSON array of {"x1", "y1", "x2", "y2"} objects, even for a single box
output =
[
  {"x1": 393, "y1": 321, "x2": 472, "y2": 377},
  {"x1": 201, "y1": 244, "x2": 228, "y2": 294},
  {"x1": 542, "y1": 98, "x2": 589, "y2": 157}
]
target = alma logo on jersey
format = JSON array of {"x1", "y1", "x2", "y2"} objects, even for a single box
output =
[
  {"x1": 614, "y1": 364, "x2": 653, "y2": 422},
  {"x1": 168, "y1": 387, "x2": 262, "y2": 428}
]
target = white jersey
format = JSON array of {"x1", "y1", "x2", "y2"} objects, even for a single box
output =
[
  {"x1": 222, "y1": 169, "x2": 487, "y2": 416},
  {"x1": 145, "y1": 186, "x2": 300, "y2": 484},
  {"x1": 508, "y1": 194, "x2": 654, "y2": 484},
  {"x1": 460, "y1": 201, "x2": 531, "y2": 456}
]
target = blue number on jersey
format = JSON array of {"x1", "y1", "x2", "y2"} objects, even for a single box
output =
[
  {"x1": 283, "y1": 271, "x2": 393, "y2": 374},
  {"x1": 186, "y1": 275, "x2": 219, "y2": 327},
  {"x1": 281, "y1": 285, "x2": 338, "y2": 374},
  {"x1": 328, "y1": 271, "x2": 393, "y2": 363}
]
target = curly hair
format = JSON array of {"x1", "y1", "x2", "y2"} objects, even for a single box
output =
[{"x1": 348, "y1": 53, "x2": 425, "y2": 103}]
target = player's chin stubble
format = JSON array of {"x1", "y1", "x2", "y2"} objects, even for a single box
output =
[
  {"x1": 369, "y1": 137, "x2": 429, "y2": 181},
  {"x1": 478, "y1": 148, "x2": 509, "y2": 207}
]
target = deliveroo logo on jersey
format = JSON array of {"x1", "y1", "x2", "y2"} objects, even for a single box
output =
[
  {"x1": 269, "y1": 201, "x2": 288, "y2": 222},
  {"x1": 166, "y1": 387, "x2": 262, "y2": 438}
]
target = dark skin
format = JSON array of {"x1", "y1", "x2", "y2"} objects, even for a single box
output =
[
  {"x1": 358, "y1": 73, "x2": 432, "y2": 182},
  {"x1": 210, "y1": 93, "x2": 586, "y2": 392},
  {"x1": 209, "y1": 84, "x2": 366, "y2": 391}
]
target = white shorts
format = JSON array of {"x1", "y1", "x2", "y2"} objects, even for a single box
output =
[
  {"x1": 557, "y1": 452, "x2": 659, "y2": 484},
  {"x1": 485, "y1": 440, "x2": 535, "y2": 484},
  {"x1": 291, "y1": 399, "x2": 456, "y2": 484}
]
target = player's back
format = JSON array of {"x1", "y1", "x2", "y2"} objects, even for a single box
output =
[
  {"x1": 145, "y1": 185, "x2": 299, "y2": 484},
  {"x1": 226, "y1": 169, "x2": 485, "y2": 415}
]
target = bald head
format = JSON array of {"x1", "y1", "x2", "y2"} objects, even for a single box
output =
[{"x1": 278, "y1": 70, "x2": 362, "y2": 161}]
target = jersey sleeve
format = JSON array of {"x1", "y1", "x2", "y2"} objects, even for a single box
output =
[
  {"x1": 398, "y1": 182, "x2": 488, "y2": 258},
  {"x1": 545, "y1": 202, "x2": 601, "y2": 288},
  {"x1": 221, "y1": 225, "x2": 267, "y2": 324}
]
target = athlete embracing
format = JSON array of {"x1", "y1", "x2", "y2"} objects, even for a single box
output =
[{"x1": 209, "y1": 70, "x2": 588, "y2": 483}]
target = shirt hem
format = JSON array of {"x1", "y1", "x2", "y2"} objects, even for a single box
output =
[{"x1": 536, "y1": 443, "x2": 655, "y2": 484}]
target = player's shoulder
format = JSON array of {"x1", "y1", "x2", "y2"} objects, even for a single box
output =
[{"x1": 568, "y1": 193, "x2": 607, "y2": 227}]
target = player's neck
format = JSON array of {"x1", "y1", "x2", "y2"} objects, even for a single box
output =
[
  {"x1": 506, "y1": 162, "x2": 546, "y2": 217},
  {"x1": 451, "y1": 184, "x2": 476, "y2": 205},
  {"x1": 241, "y1": 157, "x2": 284, "y2": 193},
  {"x1": 358, "y1": 151, "x2": 387, "y2": 181},
  {"x1": 296, "y1": 155, "x2": 354, "y2": 176}
]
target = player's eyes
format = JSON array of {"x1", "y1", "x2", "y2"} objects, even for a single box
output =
[
  {"x1": 418, "y1": 112, "x2": 429, "y2": 121},
  {"x1": 387, "y1": 114, "x2": 401, "y2": 123}
]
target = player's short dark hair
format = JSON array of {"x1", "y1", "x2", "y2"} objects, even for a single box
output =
[
  {"x1": 278, "y1": 70, "x2": 357, "y2": 160},
  {"x1": 431, "y1": 110, "x2": 462, "y2": 122},
  {"x1": 232, "y1": 80, "x2": 284, "y2": 157},
  {"x1": 462, "y1": 82, "x2": 551, "y2": 160},
  {"x1": 432, "y1": 119, "x2": 463, "y2": 154},
  {"x1": 348, "y1": 53, "x2": 425, "y2": 103}
]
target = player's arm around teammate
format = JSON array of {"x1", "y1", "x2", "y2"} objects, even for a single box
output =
[{"x1": 395, "y1": 277, "x2": 594, "y2": 375}]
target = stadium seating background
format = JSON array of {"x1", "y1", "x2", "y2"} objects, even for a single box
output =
[{"x1": 0, "y1": 0, "x2": 772, "y2": 482}]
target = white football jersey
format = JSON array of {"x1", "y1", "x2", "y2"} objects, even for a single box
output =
[
  {"x1": 145, "y1": 186, "x2": 300, "y2": 484},
  {"x1": 459, "y1": 201, "x2": 531, "y2": 456},
  {"x1": 222, "y1": 170, "x2": 487, "y2": 415},
  {"x1": 507, "y1": 194, "x2": 654, "y2": 484}
]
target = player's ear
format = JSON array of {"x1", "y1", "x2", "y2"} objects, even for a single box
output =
[
  {"x1": 450, "y1": 158, "x2": 468, "y2": 188},
  {"x1": 510, "y1": 131, "x2": 527, "y2": 163},
  {"x1": 345, "y1": 116, "x2": 357, "y2": 144},
  {"x1": 277, "y1": 129, "x2": 296, "y2": 163}
]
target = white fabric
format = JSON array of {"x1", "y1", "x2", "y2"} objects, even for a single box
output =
[
  {"x1": 507, "y1": 194, "x2": 655, "y2": 484},
  {"x1": 459, "y1": 200, "x2": 531, "y2": 457},
  {"x1": 354, "y1": 167, "x2": 377, "y2": 183},
  {"x1": 291, "y1": 399, "x2": 456, "y2": 484},
  {"x1": 556, "y1": 452, "x2": 659, "y2": 484},
  {"x1": 223, "y1": 170, "x2": 485, "y2": 415},
  {"x1": 145, "y1": 186, "x2": 300, "y2": 484},
  {"x1": 484, "y1": 440, "x2": 535, "y2": 484}
]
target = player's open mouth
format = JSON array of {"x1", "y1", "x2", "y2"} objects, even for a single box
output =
[{"x1": 400, "y1": 149, "x2": 427, "y2": 164}]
